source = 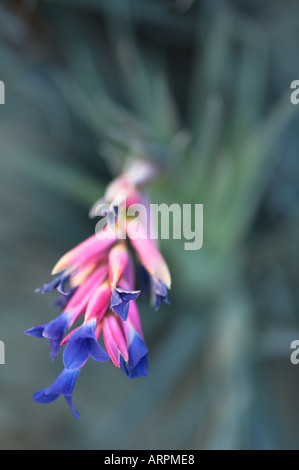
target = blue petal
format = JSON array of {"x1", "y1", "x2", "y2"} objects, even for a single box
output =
[
  {"x1": 152, "y1": 278, "x2": 170, "y2": 310},
  {"x1": 110, "y1": 287, "x2": 141, "y2": 321},
  {"x1": 87, "y1": 338, "x2": 110, "y2": 362},
  {"x1": 35, "y1": 274, "x2": 62, "y2": 293},
  {"x1": 43, "y1": 312, "x2": 72, "y2": 361},
  {"x1": 42, "y1": 312, "x2": 71, "y2": 340},
  {"x1": 25, "y1": 312, "x2": 71, "y2": 361},
  {"x1": 25, "y1": 327, "x2": 61, "y2": 361},
  {"x1": 111, "y1": 300, "x2": 129, "y2": 322},
  {"x1": 128, "y1": 333, "x2": 148, "y2": 370},
  {"x1": 63, "y1": 339, "x2": 89, "y2": 369},
  {"x1": 24, "y1": 325, "x2": 46, "y2": 338},
  {"x1": 32, "y1": 369, "x2": 80, "y2": 419},
  {"x1": 63, "y1": 334, "x2": 110, "y2": 369},
  {"x1": 120, "y1": 355, "x2": 129, "y2": 376},
  {"x1": 128, "y1": 355, "x2": 148, "y2": 379},
  {"x1": 33, "y1": 390, "x2": 59, "y2": 404},
  {"x1": 65, "y1": 395, "x2": 80, "y2": 420},
  {"x1": 67, "y1": 319, "x2": 96, "y2": 342},
  {"x1": 25, "y1": 311, "x2": 70, "y2": 345},
  {"x1": 114, "y1": 286, "x2": 141, "y2": 301},
  {"x1": 35, "y1": 271, "x2": 75, "y2": 296},
  {"x1": 57, "y1": 273, "x2": 72, "y2": 295},
  {"x1": 46, "y1": 368, "x2": 80, "y2": 397},
  {"x1": 119, "y1": 334, "x2": 148, "y2": 379}
]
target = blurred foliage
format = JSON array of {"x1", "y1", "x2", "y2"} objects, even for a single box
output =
[{"x1": 1, "y1": 0, "x2": 299, "y2": 450}]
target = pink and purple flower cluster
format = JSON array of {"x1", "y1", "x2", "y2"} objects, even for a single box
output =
[{"x1": 25, "y1": 160, "x2": 171, "y2": 419}]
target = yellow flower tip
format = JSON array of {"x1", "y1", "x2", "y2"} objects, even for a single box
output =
[
  {"x1": 70, "y1": 263, "x2": 96, "y2": 287},
  {"x1": 164, "y1": 275, "x2": 171, "y2": 290},
  {"x1": 155, "y1": 263, "x2": 171, "y2": 290},
  {"x1": 51, "y1": 252, "x2": 73, "y2": 275}
]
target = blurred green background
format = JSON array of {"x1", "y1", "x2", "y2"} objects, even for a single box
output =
[{"x1": 1, "y1": 0, "x2": 299, "y2": 450}]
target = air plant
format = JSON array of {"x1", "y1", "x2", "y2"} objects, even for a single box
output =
[{"x1": 25, "y1": 159, "x2": 171, "y2": 419}]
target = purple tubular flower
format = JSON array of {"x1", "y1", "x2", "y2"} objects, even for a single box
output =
[
  {"x1": 63, "y1": 319, "x2": 110, "y2": 369},
  {"x1": 25, "y1": 311, "x2": 72, "y2": 361},
  {"x1": 152, "y1": 277, "x2": 170, "y2": 311},
  {"x1": 110, "y1": 286, "x2": 141, "y2": 321},
  {"x1": 120, "y1": 332, "x2": 148, "y2": 379},
  {"x1": 35, "y1": 271, "x2": 73, "y2": 295},
  {"x1": 33, "y1": 368, "x2": 80, "y2": 419}
]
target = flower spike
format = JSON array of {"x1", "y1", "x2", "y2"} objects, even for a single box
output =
[{"x1": 27, "y1": 159, "x2": 170, "y2": 418}]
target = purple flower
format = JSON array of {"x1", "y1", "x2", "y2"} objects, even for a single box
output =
[
  {"x1": 110, "y1": 286, "x2": 141, "y2": 321},
  {"x1": 35, "y1": 271, "x2": 73, "y2": 295},
  {"x1": 33, "y1": 368, "x2": 80, "y2": 419},
  {"x1": 63, "y1": 319, "x2": 110, "y2": 369},
  {"x1": 25, "y1": 311, "x2": 72, "y2": 361},
  {"x1": 120, "y1": 331, "x2": 148, "y2": 379},
  {"x1": 152, "y1": 277, "x2": 170, "y2": 310}
]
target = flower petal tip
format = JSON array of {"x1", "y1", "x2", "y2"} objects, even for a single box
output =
[
  {"x1": 151, "y1": 278, "x2": 170, "y2": 310},
  {"x1": 110, "y1": 286, "x2": 141, "y2": 321}
]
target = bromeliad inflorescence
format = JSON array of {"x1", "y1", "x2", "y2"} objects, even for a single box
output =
[{"x1": 25, "y1": 159, "x2": 171, "y2": 419}]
